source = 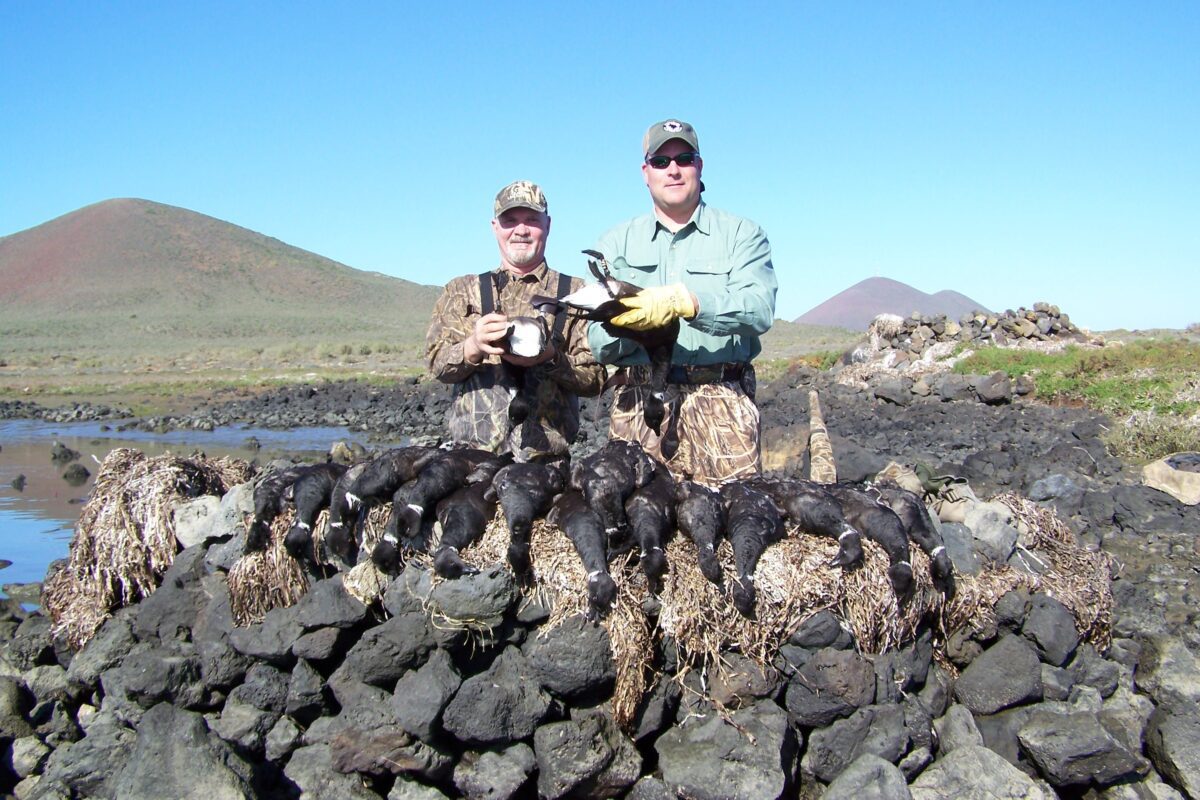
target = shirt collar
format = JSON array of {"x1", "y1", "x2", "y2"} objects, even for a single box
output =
[
  {"x1": 495, "y1": 261, "x2": 550, "y2": 284},
  {"x1": 650, "y1": 202, "x2": 708, "y2": 240}
]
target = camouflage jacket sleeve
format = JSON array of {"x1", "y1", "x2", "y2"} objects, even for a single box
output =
[{"x1": 426, "y1": 275, "x2": 481, "y2": 384}]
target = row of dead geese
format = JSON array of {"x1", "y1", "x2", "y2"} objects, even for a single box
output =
[{"x1": 244, "y1": 439, "x2": 956, "y2": 619}]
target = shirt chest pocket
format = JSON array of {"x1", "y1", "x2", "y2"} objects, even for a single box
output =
[
  {"x1": 611, "y1": 252, "x2": 659, "y2": 280},
  {"x1": 685, "y1": 258, "x2": 732, "y2": 276},
  {"x1": 683, "y1": 258, "x2": 732, "y2": 294}
]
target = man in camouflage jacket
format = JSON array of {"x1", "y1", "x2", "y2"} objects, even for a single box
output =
[{"x1": 426, "y1": 181, "x2": 604, "y2": 458}]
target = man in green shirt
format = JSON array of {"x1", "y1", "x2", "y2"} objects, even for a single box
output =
[{"x1": 588, "y1": 119, "x2": 777, "y2": 484}]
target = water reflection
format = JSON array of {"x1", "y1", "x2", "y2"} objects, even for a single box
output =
[{"x1": 0, "y1": 419, "x2": 375, "y2": 585}]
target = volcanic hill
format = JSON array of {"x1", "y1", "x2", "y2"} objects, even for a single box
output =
[
  {"x1": 796, "y1": 276, "x2": 990, "y2": 331},
  {"x1": 0, "y1": 198, "x2": 441, "y2": 356}
]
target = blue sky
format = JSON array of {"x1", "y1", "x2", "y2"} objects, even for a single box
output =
[{"x1": 2, "y1": 2, "x2": 1196, "y2": 331}]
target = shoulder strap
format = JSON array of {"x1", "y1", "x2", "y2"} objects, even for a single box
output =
[
  {"x1": 550, "y1": 272, "x2": 571, "y2": 339},
  {"x1": 478, "y1": 272, "x2": 495, "y2": 316}
]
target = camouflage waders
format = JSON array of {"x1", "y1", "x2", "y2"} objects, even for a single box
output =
[
  {"x1": 808, "y1": 389, "x2": 837, "y2": 484},
  {"x1": 610, "y1": 364, "x2": 760, "y2": 486},
  {"x1": 445, "y1": 368, "x2": 574, "y2": 457}
]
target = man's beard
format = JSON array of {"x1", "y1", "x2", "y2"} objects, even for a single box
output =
[{"x1": 504, "y1": 241, "x2": 541, "y2": 269}]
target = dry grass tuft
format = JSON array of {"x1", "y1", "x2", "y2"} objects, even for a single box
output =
[
  {"x1": 941, "y1": 567, "x2": 1032, "y2": 635},
  {"x1": 333, "y1": 505, "x2": 398, "y2": 608},
  {"x1": 44, "y1": 448, "x2": 252, "y2": 648},
  {"x1": 535, "y1": 537, "x2": 654, "y2": 728},
  {"x1": 934, "y1": 493, "x2": 1115, "y2": 673},
  {"x1": 464, "y1": 512, "x2": 512, "y2": 568},
  {"x1": 597, "y1": 559, "x2": 655, "y2": 728},
  {"x1": 227, "y1": 510, "x2": 310, "y2": 626},
  {"x1": 662, "y1": 535, "x2": 829, "y2": 666},
  {"x1": 456, "y1": 516, "x2": 653, "y2": 728},
  {"x1": 228, "y1": 503, "x2": 390, "y2": 616},
  {"x1": 660, "y1": 527, "x2": 939, "y2": 666},
  {"x1": 870, "y1": 313, "x2": 907, "y2": 343},
  {"x1": 841, "y1": 544, "x2": 938, "y2": 653},
  {"x1": 358, "y1": 506, "x2": 392, "y2": 552},
  {"x1": 41, "y1": 564, "x2": 107, "y2": 651},
  {"x1": 994, "y1": 491, "x2": 1115, "y2": 652},
  {"x1": 309, "y1": 509, "x2": 330, "y2": 563},
  {"x1": 456, "y1": 496, "x2": 1113, "y2": 726}
]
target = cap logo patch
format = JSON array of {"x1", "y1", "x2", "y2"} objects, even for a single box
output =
[{"x1": 663, "y1": 121, "x2": 683, "y2": 132}]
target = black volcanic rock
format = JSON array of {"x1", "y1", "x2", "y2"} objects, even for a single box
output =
[
  {"x1": 785, "y1": 648, "x2": 875, "y2": 727},
  {"x1": 442, "y1": 648, "x2": 551, "y2": 746},
  {"x1": 656, "y1": 700, "x2": 797, "y2": 800},
  {"x1": 392, "y1": 648, "x2": 461, "y2": 743},
  {"x1": 954, "y1": 635, "x2": 1043, "y2": 715},
  {"x1": 1017, "y1": 707, "x2": 1149, "y2": 788},
  {"x1": 534, "y1": 712, "x2": 642, "y2": 799},
  {"x1": 524, "y1": 616, "x2": 616, "y2": 703}
]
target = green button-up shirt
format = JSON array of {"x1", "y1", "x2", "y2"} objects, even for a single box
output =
[{"x1": 586, "y1": 202, "x2": 777, "y2": 366}]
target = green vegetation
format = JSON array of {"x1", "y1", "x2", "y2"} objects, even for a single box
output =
[
  {"x1": 753, "y1": 359, "x2": 791, "y2": 384},
  {"x1": 954, "y1": 338, "x2": 1200, "y2": 463},
  {"x1": 760, "y1": 319, "x2": 860, "y2": 361},
  {"x1": 0, "y1": 331, "x2": 431, "y2": 416},
  {"x1": 755, "y1": 352, "x2": 844, "y2": 384}
]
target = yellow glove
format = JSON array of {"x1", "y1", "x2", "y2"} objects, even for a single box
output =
[{"x1": 608, "y1": 283, "x2": 697, "y2": 331}]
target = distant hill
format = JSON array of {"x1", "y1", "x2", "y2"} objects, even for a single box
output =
[
  {"x1": 0, "y1": 198, "x2": 442, "y2": 356},
  {"x1": 796, "y1": 277, "x2": 990, "y2": 331}
]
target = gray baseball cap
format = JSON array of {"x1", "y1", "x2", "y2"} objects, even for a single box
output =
[
  {"x1": 643, "y1": 119, "x2": 700, "y2": 156},
  {"x1": 494, "y1": 180, "x2": 548, "y2": 216}
]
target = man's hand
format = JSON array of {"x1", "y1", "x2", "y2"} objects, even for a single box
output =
[
  {"x1": 463, "y1": 312, "x2": 510, "y2": 365},
  {"x1": 608, "y1": 283, "x2": 697, "y2": 331}
]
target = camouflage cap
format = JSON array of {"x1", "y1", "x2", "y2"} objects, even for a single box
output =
[
  {"x1": 494, "y1": 180, "x2": 548, "y2": 217},
  {"x1": 643, "y1": 119, "x2": 700, "y2": 156}
]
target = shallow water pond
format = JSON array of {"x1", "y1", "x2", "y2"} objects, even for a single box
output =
[{"x1": 0, "y1": 419, "x2": 379, "y2": 585}]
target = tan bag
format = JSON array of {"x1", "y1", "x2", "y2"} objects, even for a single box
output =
[
  {"x1": 876, "y1": 461, "x2": 924, "y2": 495},
  {"x1": 931, "y1": 482, "x2": 980, "y2": 523},
  {"x1": 1142, "y1": 452, "x2": 1200, "y2": 505},
  {"x1": 876, "y1": 460, "x2": 979, "y2": 522}
]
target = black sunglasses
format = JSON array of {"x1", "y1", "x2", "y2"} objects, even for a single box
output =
[{"x1": 645, "y1": 152, "x2": 700, "y2": 169}]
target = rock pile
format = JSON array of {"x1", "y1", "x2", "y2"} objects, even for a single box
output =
[
  {"x1": 829, "y1": 303, "x2": 1103, "y2": 407},
  {"x1": 2, "y1": 466, "x2": 1197, "y2": 799},
  {"x1": 864, "y1": 302, "x2": 1096, "y2": 360}
]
